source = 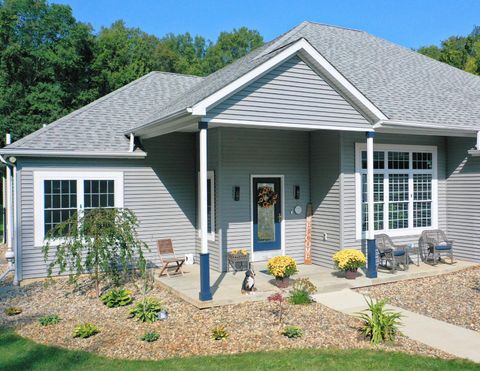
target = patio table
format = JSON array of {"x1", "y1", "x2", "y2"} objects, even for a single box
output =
[{"x1": 407, "y1": 243, "x2": 421, "y2": 266}]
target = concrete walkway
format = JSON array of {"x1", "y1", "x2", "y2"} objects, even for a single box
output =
[{"x1": 313, "y1": 289, "x2": 480, "y2": 363}]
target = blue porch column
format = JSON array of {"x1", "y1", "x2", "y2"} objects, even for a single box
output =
[
  {"x1": 198, "y1": 121, "x2": 213, "y2": 301},
  {"x1": 366, "y1": 131, "x2": 377, "y2": 278}
]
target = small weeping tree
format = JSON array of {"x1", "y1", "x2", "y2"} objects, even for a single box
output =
[{"x1": 42, "y1": 208, "x2": 148, "y2": 297}]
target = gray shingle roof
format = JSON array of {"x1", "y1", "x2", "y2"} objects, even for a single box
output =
[
  {"x1": 5, "y1": 72, "x2": 203, "y2": 152},
  {"x1": 7, "y1": 21, "x2": 480, "y2": 154},
  {"x1": 139, "y1": 21, "x2": 480, "y2": 131}
]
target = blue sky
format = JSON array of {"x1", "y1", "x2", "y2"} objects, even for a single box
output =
[{"x1": 56, "y1": 0, "x2": 479, "y2": 48}]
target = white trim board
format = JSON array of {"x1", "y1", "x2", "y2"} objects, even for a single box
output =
[
  {"x1": 250, "y1": 175, "x2": 285, "y2": 262},
  {"x1": 354, "y1": 143, "x2": 438, "y2": 240},
  {"x1": 33, "y1": 170, "x2": 124, "y2": 247}
]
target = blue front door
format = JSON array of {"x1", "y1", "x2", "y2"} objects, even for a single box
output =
[{"x1": 253, "y1": 177, "x2": 281, "y2": 251}]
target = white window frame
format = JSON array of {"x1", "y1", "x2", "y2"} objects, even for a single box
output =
[
  {"x1": 355, "y1": 143, "x2": 438, "y2": 239},
  {"x1": 197, "y1": 170, "x2": 215, "y2": 241},
  {"x1": 34, "y1": 170, "x2": 124, "y2": 246}
]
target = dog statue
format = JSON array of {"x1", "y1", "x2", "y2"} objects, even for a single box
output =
[{"x1": 241, "y1": 269, "x2": 256, "y2": 294}]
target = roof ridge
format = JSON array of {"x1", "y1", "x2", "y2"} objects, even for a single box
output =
[
  {"x1": 304, "y1": 21, "x2": 364, "y2": 33},
  {"x1": 152, "y1": 71, "x2": 205, "y2": 79},
  {"x1": 6, "y1": 72, "x2": 159, "y2": 149}
]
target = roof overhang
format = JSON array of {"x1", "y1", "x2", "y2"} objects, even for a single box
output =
[
  {"x1": 129, "y1": 38, "x2": 388, "y2": 138},
  {"x1": 374, "y1": 120, "x2": 480, "y2": 137},
  {"x1": 0, "y1": 149, "x2": 147, "y2": 159}
]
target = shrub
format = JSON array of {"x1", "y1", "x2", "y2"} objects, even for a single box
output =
[
  {"x1": 212, "y1": 326, "x2": 229, "y2": 340},
  {"x1": 129, "y1": 297, "x2": 164, "y2": 323},
  {"x1": 282, "y1": 325, "x2": 303, "y2": 338},
  {"x1": 267, "y1": 256, "x2": 298, "y2": 279},
  {"x1": 38, "y1": 314, "x2": 61, "y2": 326},
  {"x1": 288, "y1": 289, "x2": 312, "y2": 305},
  {"x1": 101, "y1": 288, "x2": 133, "y2": 308},
  {"x1": 356, "y1": 297, "x2": 402, "y2": 344},
  {"x1": 4, "y1": 307, "x2": 22, "y2": 316},
  {"x1": 268, "y1": 292, "x2": 286, "y2": 323},
  {"x1": 140, "y1": 332, "x2": 160, "y2": 342},
  {"x1": 333, "y1": 249, "x2": 366, "y2": 271},
  {"x1": 73, "y1": 323, "x2": 99, "y2": 338}
]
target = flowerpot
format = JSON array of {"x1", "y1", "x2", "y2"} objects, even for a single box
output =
[
  {"x1": 345, "y1": 269, "x2": 357, "y2": 280},
  {"x1": 275, "y1": 277, "x2": 290, "y2": 288}
]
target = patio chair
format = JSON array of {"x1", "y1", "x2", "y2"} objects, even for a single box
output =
[
  {"x1": 157, "y1": 239, "x2": 185, "y2": 277},
  {"x1": 419, "y1": 230, "x2": 454, "y2": 265},
  {"x1": 374, "y1": 234, "x2": 409, "y2": 273}
]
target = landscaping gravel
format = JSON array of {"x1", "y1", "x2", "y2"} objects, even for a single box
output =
[
  {"x1": 0, "y1": 274, "x2": 455, "y2": 361},
  {"x1": 357, "y1": 266, "x2": 480, "y2": 333}
]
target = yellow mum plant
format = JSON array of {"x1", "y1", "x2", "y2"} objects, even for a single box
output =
[
  {"x1": 332, "y1": 249, "x2": 366, "y2": 271},
  {"x1": 267, "y1": 256, "x2": 298, "y2": 279}
]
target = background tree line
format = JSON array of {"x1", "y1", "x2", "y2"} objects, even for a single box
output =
[{"x1": 0, "y1": 0, "x2": 263, "y2": 145}]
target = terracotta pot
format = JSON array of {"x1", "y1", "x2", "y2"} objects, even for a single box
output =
[
  {"x1": 275, "y1": 277, "x2": 290, "y2": 288},
  {"x1": 345, "y1": 269, "x2": 357, "y2": 280}
]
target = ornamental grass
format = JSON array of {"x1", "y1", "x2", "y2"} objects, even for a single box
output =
[
  {"x1": 332, "y1": 249, "x2": 366, "y2": 271},
  {"x1": 267, "y1": 256, "x2": 298, "y2": 279}
]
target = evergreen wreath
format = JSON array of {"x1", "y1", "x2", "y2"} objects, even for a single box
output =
[{"x1": 257, "y1": 186, "x2": 278, "y2": 208}]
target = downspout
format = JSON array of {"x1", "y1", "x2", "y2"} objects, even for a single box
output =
[{"x1": 0, "y1": 132, "x2": 16, "y2": 283}]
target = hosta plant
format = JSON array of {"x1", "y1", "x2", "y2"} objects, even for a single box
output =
[
  {"x1": 38, "y1": 314, "x2": 61, "y2": 326},
  {"x1": 129, "y1": 297, "x2": 164, "y2": 323},
  {"x1": 356, "y1": 297, "x2": 402, "y2": 344},
  {"x1": 333, "y1": 249, "x2": 366, "y2": 271},
  {"x1": 211, "y1": 326, "x2": 229, "y2": 340},
  {"x1": 101, "y1": 288, "x2": 133, "y2": 308},
  {"x1": 73, "y1": 323, "x2": 99, "y2": 338},
  {"x1": 282, "y1": 325, "x2": 303, "y2": 339},
  {"x1": 266, "y1": 256, "x2": 298, "y2": 279},
  {"x1": 4, "y1": 307, "x2": 22, "y2": 316},
  {"x1": 140, "y1": 332, "x2": 160, "y2": 342}
]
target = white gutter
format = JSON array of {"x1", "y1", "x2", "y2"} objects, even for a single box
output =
[
  {"x1": 374, "y1": 119, "x2": 479, "y2": 135},
  {"x1": 0, "y1": 149, "x2": 147, "y2": 159},
  {"x1": 127, "y1": 108, "x2": 192, "y2": 136}
]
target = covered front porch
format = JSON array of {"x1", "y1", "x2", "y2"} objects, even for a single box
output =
[{"x1": 155, "y1": 259, "x2": 476, "y2": 308}]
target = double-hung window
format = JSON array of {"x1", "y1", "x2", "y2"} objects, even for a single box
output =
[
  {"x1": 34, "y1": 171, "x2": 124, "y2": 246},
  {"x1": 356, "y1": 144, "x2": 437, "y2": 238}
]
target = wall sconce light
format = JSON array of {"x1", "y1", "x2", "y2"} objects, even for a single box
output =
[
  {"x1": 233, "y1": 186, "x2": 240, "y2": 201},
  {"x1": 294, "y1": 185, "x2": 300, "y2": 200}
]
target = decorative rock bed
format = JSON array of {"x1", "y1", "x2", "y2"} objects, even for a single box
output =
[
  {"x1": 357, "y1": 266, "x2": 480, "y2": 333},
  {"x1": 0, "y1": 274, "x2": 455, "y2": 361}
]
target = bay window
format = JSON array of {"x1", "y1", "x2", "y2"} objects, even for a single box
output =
[
  {"x1": 34, "y1": 171, "x2": 124, "y2": 246},
  {"x1": 356, "y1": 144, "x2": 437, "y2": 238}
]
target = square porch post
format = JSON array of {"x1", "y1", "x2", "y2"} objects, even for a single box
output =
[
  {"x1": 366, "y1": 131, "x2": 377, "y2": 278},
  {"x1": 198, "y1": 121, "x2": 212, "y2": 301}
]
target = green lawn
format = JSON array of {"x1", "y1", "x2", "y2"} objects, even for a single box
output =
[{"x1": 0, "y1": 329, "x2": 478, "y2": 371}]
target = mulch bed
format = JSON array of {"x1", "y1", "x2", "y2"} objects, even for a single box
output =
[
  {"x1": 357, "y1": 266, "x2": 480, "y2": 333},
  {"x1": 0, "y1": 273, "x2": 455, "y2": 361}
]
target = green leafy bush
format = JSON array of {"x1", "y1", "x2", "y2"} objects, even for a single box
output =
[
  {"x1": 288, "y1": 289, "x2": 313, "y2": 305},
  {"x1": 288, "y1": 278, "x2": 317, "y2": 305},
  {"x1": 356, "y1": 297, "x2": 402, "y2": 344},
  {"x1": 212, "y1": 326, "x2": 229, "y2": 340},
  {"x1": 140, "y1": 332, "x2": 160, "y2": 342},
  {"x1": 4, "y1": 307, "x2": 22, "y2": 316},
  {"x1": 282, "y1": 325, "x2": 303, "y2": 338},
  {"x1": 73, "y1": 323, "x2": 99, "y2": 338},
  {"x1": 129, "y1": 297, "x2": 164, "y2": 323},
  {"x1": 38, "y1": 314, "x2": 61, "y2": 326},
  {"x1": 101, "y1": 288, "x2": 133, "y2": 308}
]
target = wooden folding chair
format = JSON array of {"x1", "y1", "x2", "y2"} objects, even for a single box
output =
[{"x1": 157, "y1": 239, "x2": 185, "y2": 277}]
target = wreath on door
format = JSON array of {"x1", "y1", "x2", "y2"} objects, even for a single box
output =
[{"x1": 257, "y1": 186, "x2": 278, "y2": 208}]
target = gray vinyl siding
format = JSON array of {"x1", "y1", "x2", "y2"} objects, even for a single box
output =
[
  {"x1": 217, "y1": 127, "x2": 310, "y2": 269},
  {"x1": 340, "y1": 132, "x2": 447, "y2": 249},
  {"x1": 446, "y1": 137, "x2": 480, "y2": 263},
  {"x1": 310, "y1": 131, "x2": 341, "y2": 268},
  {"x1": 206, "y1": 55, "x2": 371, "y2": 130},
  {"x1": 16, "y1": 133, "x2": 197, "y2": 280}
]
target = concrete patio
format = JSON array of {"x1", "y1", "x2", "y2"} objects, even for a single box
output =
[{"x1": 155, "y1": 259, "x2": 478, "y2": 308}]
